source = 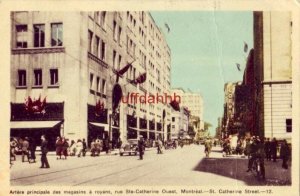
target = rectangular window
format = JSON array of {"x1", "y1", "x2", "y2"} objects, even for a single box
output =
[
  {"x1": 101, "y1": 11, "x2": 106, "y2": 29},
  {"x1": 51, "y1": 23, "x2": 63, "y2": 46},
  {"x1": 95, "y1": 36, "x2": 100, "y2": 58},
  {"x1": 113, "y1": 20, "x2": 117, "y2": 41},
  {"x1": 88, "y1": 30, "x2": 93, "y2": 53},
  {"x1": 118, "y1": 55, "x2": 122, "y2": 70},
  {"x1": 18, "y1": 70, "x2": 26, "y2": 86},
  {"x1": 34, "y1": 69, "x2": 42, "y2": 86},
  {"x1": 113, "y1": 50, "x2": 117, "y2": 69},
  {"x1": 95, "y1": 12, "x2": 100, "y2": 24},
  {"x1": 50, "y1": 69, "x2": 58, "y2": 85},
  {"x1": 118, "y1": 26, "x2": 122, "y2": 45},
  {"x1": 96, "y1": 77, "x2": 100, "y2": 92},
  {"x1": 286, "y1": 119, "x2": 292, "y2": 132},
  {"x1": 172, "y1": 117, "x2": 175, "y2": 122},
  {"x1": 90, "y1": 73, "x2": 94, "y2": 89},
  {"x1": 101, "y1": 41, "x2": 106, "y2": 61},
  {"x1": 102, "y1": 79, "x2": 106, "y2": 94},
  {"x1": 33, "y1": 24, "x2": 45, "y2": 47},
  {"x1": 16, "y1": 25, "x2": 28, "y2": 48}
]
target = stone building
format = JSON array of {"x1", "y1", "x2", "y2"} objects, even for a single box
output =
[
  {"x1": 171, "y1": 88, "x2": 204, "y2": 131},
  {"x1": 10, "y1": 11, "x2": 171, "y2": 149},
  {"x1": 253, "y1": 11, "x2": 292, "y2": 141}
]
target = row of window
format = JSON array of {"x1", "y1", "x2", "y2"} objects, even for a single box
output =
[
  {"x1": 17, "y1": 69, "x2": 58, "y2": 87},
  {"x1": 15, "y1": 23, "x2": 62, "y2": 48},
  {"x1": 89, "y1": 73, "x2": 107, "y2": 95},
  {"x1": 95, "y1": 11, "x2": 107, "y2": 30},
  {"x1": 113, "y1": 20, "x2": 122, "y2": 44},
  {"x1": 88, "y1": 30, "x2": 106, "y2": 61}
]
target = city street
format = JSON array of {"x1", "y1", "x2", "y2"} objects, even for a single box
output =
[{"x1": 10, "y1": 144, "x2": 291, "y2": 186}]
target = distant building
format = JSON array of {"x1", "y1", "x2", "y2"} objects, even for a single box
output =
[
  {"x1": 170, "y1": 106, "x2": 189, "y2": 140},
  {"x1": 171, "y1": 88, "x2": 204, "y2": 131},
  {"x1": 221, "y1": 82, "x2": 241, "y2": 138}
]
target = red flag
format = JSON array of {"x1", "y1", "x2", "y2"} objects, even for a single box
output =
[
  {"x1": 41, "y1": 97, "x2": 47, "y2": 109},
  {"x1": 118, "y1": 63, "x2": 132, "y2": 76},
  {"x1": 25, "y1": 96, "x2": 33, "y2": 111},
  {"x1": 131, "y1": 72, "x2": 146, "y2": 84},
  {"x1": 170, "y1": 100, "x2": 180, "y2": 111},
  {"x1": 95, "y1": 100, "x2": 105, "y2": 116}
]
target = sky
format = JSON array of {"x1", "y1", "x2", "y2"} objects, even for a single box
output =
[{"x1": 151, "y1": 11, "x2": 254, "y2": 135}]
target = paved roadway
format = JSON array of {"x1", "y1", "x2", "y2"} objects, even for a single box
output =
[{"x1": 10, "y1": 144, "x2": 291, "y2": 186}]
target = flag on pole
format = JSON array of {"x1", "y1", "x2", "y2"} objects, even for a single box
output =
[
  {"x1": 118, "y1": 63, "x2": 132, "y2": 76},
  {"x1": 165, "y1": 23, "x2": 170, "y2": 33},
  {"x1": 131, "y1": 72, "x2": 147, "y2": 84},
  {"x1": 244, "y1": 42, "x2": 248, "y2": 53},
  {"x1": 236, "y1": 63, "x2": 241, "y2": 71},
  {"x1": 169, "y1": 100, "x2": 180, "y2": 111}
]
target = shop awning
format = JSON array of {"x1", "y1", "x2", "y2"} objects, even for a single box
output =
[
  {"x1": 10, "y1": 121, "x2": 62, "y2": 129},
  {"x1": 89, "y1": 122, "x2": 110, "y2": 131}
]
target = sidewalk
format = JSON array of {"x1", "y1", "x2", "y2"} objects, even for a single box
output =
[
  {"x1": 10, "y1": 147, "x2": 158, "y2": 177},
  {"x1": 196, "y1": 146, "x2": 291, "y2": 185}
]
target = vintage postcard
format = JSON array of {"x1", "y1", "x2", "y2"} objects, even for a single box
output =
[{"x1": 0, "y1": 0, "x2": 299, "y2": 196}]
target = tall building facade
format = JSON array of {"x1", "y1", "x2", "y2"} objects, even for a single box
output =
[
  {"x1": 254, "y1": 11, "x2": 292, "y2": 141},
  {"x1": 170, "y1": 106, "x2": 189, "y2": 139},
  {"x1": 221, "y1": 82, "x2": 241, "y2": 138},
  {"x1": 10, "y1": 11, "x2": 171, "y2": 149}
]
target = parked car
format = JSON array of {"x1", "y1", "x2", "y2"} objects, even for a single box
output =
[{"x1": 119, "y1": 139, "x2": 138, "y2": 156}]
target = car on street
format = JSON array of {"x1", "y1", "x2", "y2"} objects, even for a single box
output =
[{"x1": 119, "y1": 139, "x2": 138, "y2": 156}]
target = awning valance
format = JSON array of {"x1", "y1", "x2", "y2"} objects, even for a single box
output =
[
  {"x1": 10, "y1": 121, "x2": 62, "y2": 129},
  {"x1": 89, "y1": 122, "x2": 109, "y2": 131}
]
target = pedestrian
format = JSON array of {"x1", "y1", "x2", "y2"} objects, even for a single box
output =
[
  {"x1": 204, "y1": 137, "x2": 212, "y2": 157},
  {"x1": 257, "y1": 137, "x2": 266, "y2": 180},
  {"x1": 40, "y1": 135, "x2": 50, "y2": 168},
  {"x1": 138, "y1": 136, "x2": 145, "y2": 160},
  {"x1": 95, "y1": 138, "x2": 101, "y2": 156},
  {"x1": 69, "y1": 140, "x2": 76, "y2": 156},
  {"x1": 10, "y1": 137, "x2": 17, "y2": 162},
  {"x1": 76, "y1": 139, "x2": 83, "y2": 157},
  {"x1": 246, "y1": 137, "x2": 258, "y2": 172},
  {"x1": 280, "y1": 140, "x2": 290, "y2": 169},
  {"x1": 264, "y1": 138, "x2": 271, "y2": 161},
  {"x1": 55, "y1": 136, "x2": 63, "y2": 160},
  {"x1": 104, "y1": 138, "x2": 109, "y2": 154},
  {"x1": 29, "y1": 137, "x2": 37, "y2": 163},
  {"x1": 22, "y1": 137, "x2": 30, "y2": 163},
  {"x1": 90, "y1": 139, "x2": 96, "y2": 157},
  {"x1": 82, "y1": 138, "x2": 87, "y2": 157},
  {"x1": 62, "y1": 137, "x2": 69, "y2": 159},
  {"x1": 157, "y1": 139, "x2": 163, "y2": 154},
  {"x1": 270, "y1": 138, "x2": 278, "y2": 162},
  {"x1": 244, "y1": 138, "x2": 251, "y2": 158}
]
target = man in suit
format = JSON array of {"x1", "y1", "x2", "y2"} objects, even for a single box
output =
[
  {"x1": 40, "y1": 135, "x2": 50, "y2": 168},
  {"x1": 138, "y1": 136, "x2": 145, "y2": 160},
  {"x1": 22, "y1": 137, "x2": 30, "y2": 162}
]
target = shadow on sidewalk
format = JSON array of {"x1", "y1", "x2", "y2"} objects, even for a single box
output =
[{"x1": 193, "y1": 157, "x2": 291, "y2": 186}]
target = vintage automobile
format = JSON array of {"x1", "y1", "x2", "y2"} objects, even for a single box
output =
[{"x1": 119, "y1": 139, "x2": 138, "y2": 156}]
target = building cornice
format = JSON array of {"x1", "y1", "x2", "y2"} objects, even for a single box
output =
[{"x1": 12, "y1": 47, "x2": 65, "y2": 55}]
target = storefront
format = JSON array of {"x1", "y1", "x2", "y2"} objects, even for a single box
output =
[{"x1": 10, "y1": 102, "x2": 64, "y2": 150}]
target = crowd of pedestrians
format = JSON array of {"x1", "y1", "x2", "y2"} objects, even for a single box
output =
[
  {"x1": 218, "y1": 135, "x2": 291, "y2": 181},
  {"x1": 10, "y1": 134, "x2": 185, "y2": 169}
]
